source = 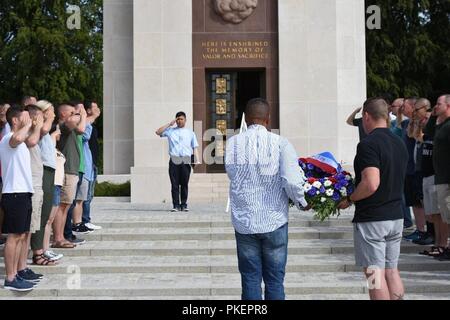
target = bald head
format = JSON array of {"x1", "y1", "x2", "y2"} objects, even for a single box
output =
[{"x1": 245, "y1": 98, "x2": 270, "y2": 126}]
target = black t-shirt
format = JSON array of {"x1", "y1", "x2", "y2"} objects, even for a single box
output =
[
  {"x1": 421, "y1": 116, "x2": 437, "y2": 178},
  {"x1": 401, "y1": 119, "x2": 416, "y2": 175},
  {"x1": 89, "y1": 125, "x2": 100, "y2": 167},
  {"x1": 353, "y1": 118, "x2": 367, "y2": 141},
  {"x1": 433, "y1": 117, "x2": 450, "y2": 184},
  {"x1": 353, "y1": 128, "x2": 408, "y2": 223}
]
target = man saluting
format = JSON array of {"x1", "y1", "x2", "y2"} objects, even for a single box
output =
[{"x1": 156, "y1": 112, "x2": 199, "y2": 212}]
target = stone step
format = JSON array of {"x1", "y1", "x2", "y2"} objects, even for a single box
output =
[
  {"x1": 1, "y1": 271, "x2": 449, "y2": 298},
  {"x1": 7, "y1": 293, "x2": 450, "y2": 300},
  {"x1": 78, "y1": 226, "x2": 355, "y2": 241},
  {"x1": 6, "y1": 239, "x2": 431, "y2": 257},
  {"x1": 3, "y1": 254, "x2": 449, "y2": 275},
  {"x1": 91, "y1": 219, "x2": 352, "y2": 228}
]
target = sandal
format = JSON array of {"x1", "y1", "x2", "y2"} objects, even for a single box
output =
[
  {"x1": 51, "y1": 241, "x2": 76, "y2": 249},
  {"x1": 419, "y1": 246, "x2": 444, "y2": 256},
  {"x1": 429, "y1": 247, "x2": 446, "y2": 257},
  {"x1": 32, "y1": 254, "x2": 57, "y2": 266}
]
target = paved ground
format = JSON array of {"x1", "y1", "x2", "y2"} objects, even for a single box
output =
[{"x1": 0, "y1": 201, "x2": 449, "y2": 300}]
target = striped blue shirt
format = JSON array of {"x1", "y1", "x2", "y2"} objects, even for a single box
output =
[{"x1": 225, "y1": 125, "x2": 308, "y2": 234}]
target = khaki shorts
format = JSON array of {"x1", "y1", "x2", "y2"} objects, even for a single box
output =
[
  {"x1": 60, "y1": 174, "x2": 79, "y2": 205},
  {"x1": 75, "y1": 178, "x2": 89, "y2": 201},
  {"x1": 436, "y1": 184, "x2": 450, "y2": 224},
  {"x1": 30, "y1": 188, "x2": 43, "y2": 233}
]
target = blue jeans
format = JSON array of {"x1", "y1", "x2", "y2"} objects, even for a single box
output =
[
  {"x1": 235, "y1": 223, "x2": 288, "y2": 300},
  {"x1": 82, "y1": 166, "x2": 97, "y2": 224}
]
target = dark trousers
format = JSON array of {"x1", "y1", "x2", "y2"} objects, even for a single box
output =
[{"x1": 169, "y1": 157, "x2": 191, "y2": 208}]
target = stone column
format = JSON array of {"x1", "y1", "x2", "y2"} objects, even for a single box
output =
[
  {"x1": 103, "y1": 0, "x2": 134, "y2": 174},
  {"x1": 279, "y1": 0, "x2": 367, "y2": 168},
  {"x1": 131, "y1": 0, "x2": 193, "y2": 203}
]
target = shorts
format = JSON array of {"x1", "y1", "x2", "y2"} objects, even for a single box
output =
[
  {"x1": 404, "y1": 173, "x2": 423, "y2": 207},
  {"x1": 436, "y1": 184, "x2": 450, "y2": 224},
  {"x1": 1, "y1": 193, "x2": 32, "y2": 234},
  {"x1": 60, "y1": 174, "x2": 79, "y2": 204},
  {"x1": 75, "y1": 178, "x2": 89, "y2": 202},
  {"x1": 353, "y1": 219, "x2": 403, "y2": 269},
  {"x1": 53, "y1": 185, "x2": 62, "y2": 207},
  {"x1": 30, "y1": 187, "x2": 43, "y2": 233},
  {"x1": 423, "y1": 176, "x2": 439, "y2": 215}
]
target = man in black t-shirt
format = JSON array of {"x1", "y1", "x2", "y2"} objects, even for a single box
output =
[
  {"x1": 346, "y1": 107, "x2": 367, "y2": 141},
  {"x1": 432, "y1": 94, "x2": 450, "y2": 260},
  {"x1": 339, "y1": 97, "x2": 408, "y2": 300}
]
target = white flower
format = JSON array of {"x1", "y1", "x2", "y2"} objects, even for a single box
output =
[
  {"x1": 316, "y1": 191, "x2": 320, "y2": 195},
  {"x1": 345, "y1": 175, "x2": 352, "y2": 181},
  {"x1": 325, "y1": 189, "x2": 334, "y2": 196},
  {"x1": 303, "y1": 183, "x2": 312, "y2": 192},
  {"x1": 320, "y1": 197, "x2": 326, "y2": 203},
  {"x1": 312, "y1": 181, "x2": 322, "y2": 189},
  {"x1": 340, "y1": 187, "x2": 347, "y2": 197},
  {"x1": 324, "y1": 180, "x2": 332, "y2": 187}
]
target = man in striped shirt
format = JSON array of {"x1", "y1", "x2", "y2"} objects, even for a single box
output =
[{"x1": 225, "y1": 98, "x2": 309, "y2": 300}]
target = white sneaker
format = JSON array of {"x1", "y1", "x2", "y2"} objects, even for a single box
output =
[
  {"x1": 44, "y1": 250, "x2": 63, "y2": 261},
  {"x1": 85, "y1": 222, "x2": 102, "y2": 230}
]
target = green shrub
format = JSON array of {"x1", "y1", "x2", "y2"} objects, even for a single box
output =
[{"x1": 94, "y1": 181, "x2": 130, "y2": 197}]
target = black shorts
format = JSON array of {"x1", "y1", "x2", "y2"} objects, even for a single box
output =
[
  {"x1": 1, "y1": 193, "x2": 32, "y2": 234},
  {"x1": 404, "y1": 173, "x2": 423, "y2": 207}
]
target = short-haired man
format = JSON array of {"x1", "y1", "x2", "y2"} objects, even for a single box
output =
[
  {"x1": 81, "y1": 101, "x2": 102, "y2": 230},
  {"x1": 52, "y1": 103, "x2": 86, "y2": 248},
  {"x1": 68, "y1": 101, "x2": 101, "y2": 234},
  {"x1": 0, "y1": 103, "x2": 11, "y2": 245},
  {"x1": 156, "y1": 111, "x2": 199, "y2": 212},
  {"x1": 225, "y1": 98, "x2": 309, "y2": 300},
  {"x1": 432, "y1": 94, "x2": 450, "y2": 260},
  {"x1": 339, "y1": 97, "x2": 408, "y2": 300},
  {"x1": 0, "y1": 106, "x2": 37, "y2": 291},
  {"x1": 346, "y1": 107, "x2": 367, "y2": 141}
]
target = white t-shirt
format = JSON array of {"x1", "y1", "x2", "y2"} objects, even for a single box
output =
[
  {"x1": 54, "y1": 150, "x2": 66, "y2": 186},
  {"x1": 0, "y1": 132, "x2": 34, "y2": 194},
  {"x1": 0, "y1": 123, "x2": 11, "y2": 138}
]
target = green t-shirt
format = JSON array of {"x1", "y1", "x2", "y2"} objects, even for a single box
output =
[
  {"x1": 433, "y1": 117, "x2": 450, "y2": 185},
  {"x1": 57, "y1": 124, "x2": 80, "y2": 175},
  {"x1": 77, "y1": 134, "x2": 85, "y2": 174}
]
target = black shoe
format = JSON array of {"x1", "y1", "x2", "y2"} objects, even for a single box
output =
[
  {"x1": 437, "y1": 248, "x2": 450, "y2": 261},
  {"x1": 72, "y1": 223, "x2": 92, "y2": 235},
  {"x1": 67, "y1": 235, "x2": 86, "y2": 245},
  {"x1": 17, "y1": 268, "x2": 42, "y2": 283},
  {"x1": 413, "y1": 233, "x2": 434, "y2": 245},
  {"x1": 181, "y1": 205, "x2": 189, "y2": 212}
]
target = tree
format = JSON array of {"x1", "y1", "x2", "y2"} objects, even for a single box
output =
[
  {"x1": 365, "y1": 0, "x2": 450, "y2": 101},
  {"x1": 0, "y1": 0, "x2": 103, "y2": 104}
]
